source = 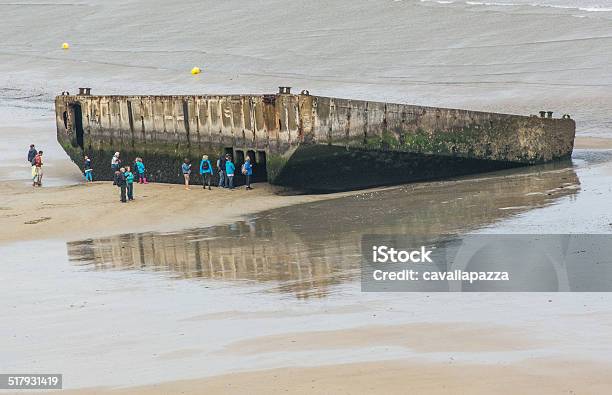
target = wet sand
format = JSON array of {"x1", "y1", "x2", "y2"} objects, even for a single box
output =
[
  {"x1": 45, "y1": 359, "x2": 612, "y2": 395},
  {"x1": 574, "y1": 136, "x2": 612, "y2": 149}
]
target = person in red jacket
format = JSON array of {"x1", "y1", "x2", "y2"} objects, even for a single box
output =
[{"x1": 33, "y1": 151, "x2": 43, "y2": 187}]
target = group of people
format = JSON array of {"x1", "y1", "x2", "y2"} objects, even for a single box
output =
[
  {"x1": 27, "y1": 144, "x2": 44, "y2": 187},
  {"x1": 181, "y1": 153, "x2": 253, "y2": 191},
  {"x1": 110, "y1": 152, "x2": 148, "y2": 203},
  {"x1": 26, "y1": 145, "x2": 254, "y2": 202}
]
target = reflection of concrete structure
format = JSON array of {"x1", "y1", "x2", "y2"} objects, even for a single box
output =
[
  {"x1": 56, "y1": 88, "x2": 575, "y2": 192},
  {"x1": 67, "y1": 162, "x2": 579, "y2": 297},
  {"x1": 68, "y1": 219, "x2": 356, "y2": 299}
]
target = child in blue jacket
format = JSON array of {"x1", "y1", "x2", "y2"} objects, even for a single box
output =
[
  {"x1": 124, "y1": 165, "x2": 135, "y2": 200},
  {"x1": 135, "y1": 157, "x2": 147, "y2": 184}
]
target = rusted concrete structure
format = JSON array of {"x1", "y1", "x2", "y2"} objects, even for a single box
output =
[{"x1": 55, "y1": 88, "x2": 575, "y2": 192}]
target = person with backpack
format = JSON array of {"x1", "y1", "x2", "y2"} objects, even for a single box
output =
[
  {"x1": 225, "y1": 155, "x2": 235, "y2": 189},
  {"x1": 114, "y1": 167, "x2": 127, "y2": 203},
  {"x1": 200, "y1": 154, "x2": 213, "y2": 190},
  {"x1": 83, "y1": 155, "x2": 93, "y2": 183},
  {"x1": 242, "y1": 155, "x2": 253, "y2": 190},
  {"x1": 181, "y1": 158, "x2": 192, "y2": 190},
  {"x1": 216, "y1": 155, "x2": 226, "y2": 188},
  {"x1": 33, "y1": 151, "x2": 44, "y2": 187},
  {"x1": 124, "y1": 165, "x2": 135, "y2": 200}
]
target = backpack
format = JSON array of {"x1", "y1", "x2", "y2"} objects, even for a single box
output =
[
  {"x1": 114, "y1": 172, "x2": 123, "y2": 187},
  {"x1": 202, "y1": 160, "x2": 210, "y2": 171}
]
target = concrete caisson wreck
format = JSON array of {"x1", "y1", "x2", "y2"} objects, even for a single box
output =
[{"x1": 55, "y1": 87, "x2": 575, "y2": 192}]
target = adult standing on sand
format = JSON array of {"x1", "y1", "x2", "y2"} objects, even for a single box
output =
[
  {"x1": 182, "y1": 158, "x2": 192, "y2": 190},
  {"x1": 27, "y1": 144, "x2": 36, "y2": 165},
  {"x1": 111, "y1": 152, "x2": 121, "y2": 184},
  {"x1": 225, "y1": 155, "x2": 235, "y2": 189},
  {"x1": 200, "y1": 154, "x2": 213, "y2": 190},
  {"x1": 217, "y1": 155, "x2": 226, "y2": 188},
  {"x1": 242, "y1": 155, "x2": 253, "y2": 190},
  {"x1": 33, "y1": 150, "x2": 43, "y2": 187},
  {"x1": 28, "y1": 144, "x2": 37, "y2": 184},
  {"x1": 114, "y1": 167, "x2": 127, "y2": 203}
]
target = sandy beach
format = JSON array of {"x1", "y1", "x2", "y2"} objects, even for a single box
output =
[
  {"x1": 43, "y1": 359, "x2": 612, "y2": 394},
  {"x1": 0, "y1": 181, "x2": 349, "y2": 245}
]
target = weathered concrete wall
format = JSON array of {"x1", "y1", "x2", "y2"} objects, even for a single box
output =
[
  {"x1": 306, "y1": 96, "x2": 575, "y2": 164},
  {"x1": 56, "y1": 94, "x2": 302, "y2": 152},
  {"x1": 55, "y1": 90, "x2": 575, "y2": 191}
]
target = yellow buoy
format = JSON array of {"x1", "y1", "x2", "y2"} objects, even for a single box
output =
[
  {"x1": 62, "y1": 42, "x2": 70, "y2": 49},
  {"x1": 191, "y1": 66, "x2": 201, "y2": 75}
]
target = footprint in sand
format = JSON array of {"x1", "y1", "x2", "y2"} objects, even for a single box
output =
[
  {"x1": 1, "y1": 213, "x2": 22, "y2": 218},
  {"x1": 40, "y1": 203, "x2": 74, "y2": 208},
  {"x1": 24, "y1": 217, "x2": 52, "y2": 225}
]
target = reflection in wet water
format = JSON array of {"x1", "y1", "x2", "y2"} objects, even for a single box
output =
[{"x1": 68, "y1": 160, "x2": 580, "y2": 298}]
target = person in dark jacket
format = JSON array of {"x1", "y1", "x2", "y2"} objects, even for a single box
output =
[
  {"x1": 217, "y1": 155, "x2": 226, "y2": 188},
  {"x1": 28, "y1": 144, "x2": 37, "y2": 183},
  {"x1": 200, "y1": 154, "x2": 213, "y2": 190},
  {"x1": 114, "y1": 167, "x2": 127, "y2": 203},
  {"x1": 27, "y1": 144, "x2": 37, "y2": 164}
]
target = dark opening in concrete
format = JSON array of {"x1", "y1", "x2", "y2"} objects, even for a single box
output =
[
  {"x1": 71, "y1": 103, "x2": 84, "y2": 149},
  {"x1": 256, "y1": 150, "x2": 267, "y2": 182},
  {"x1": 62, "y1": 111, "x2": 68, "y2": 130},
  {"x1": 224, "y1": 147, "x2": 233, "y2": 159},
  {"x1": 246, "y1": 150, "x2": 256, "y2": 163},
  {"x1": 235, "y1": 150, "x2": 245, "y2": 167}
]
